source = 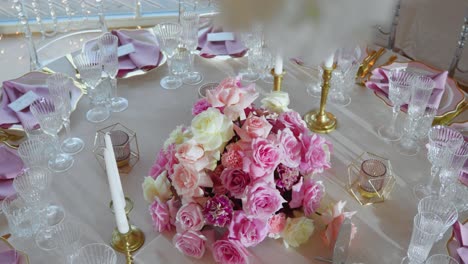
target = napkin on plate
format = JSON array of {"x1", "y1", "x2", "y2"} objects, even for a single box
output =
[
  {"x1": 0, "y1": 145, "x2": 24, "y2": 200},
  {"x1": 111, "y1": 29, "x2": 162, "y2": 77},
  {"x1": 198, "y1": 26, "x2": 247, "y2": 58},
  {"x1": 0, "y1": 249, "x2": 19, "y2": 264},
  {"x1": 0, "y1": 78, "x2": 49, "y2": 129},
  {"x1": 448, "y1": 221, "x2": 468, "y2": 264},
  {"x1": 365, "y1": 67, "x2": 448, "y2": 111}
]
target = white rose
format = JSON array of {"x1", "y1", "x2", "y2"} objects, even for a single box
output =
[
  {"x1": 191, "y1": 108, "x2": 234, "y2": 152},
  {"x1": 261, "y1": 91, "x2": 290, "y2": 113},
  {"x1": 282, "y1": 216, "x2": 315, "y2": 248},
  {"x1": 163, "y1": 125, "x2": 192, "y2": 149},
  {"x1": 142, "y1": 172, "x2": 172, "y2": 203}
]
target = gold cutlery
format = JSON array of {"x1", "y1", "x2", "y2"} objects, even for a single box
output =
[
  {"x1": 356, "y1": 49, "x2": 377, "y2": 78},
  {"x1": 359, "y1": 47, "x2": 386, "y2": 79},
  {"x1": 433, "y1": 100, "x2": 468, "y2": 126},
  {"x1": 0, "y1": 130, "x2": 21, "y2": 150}
]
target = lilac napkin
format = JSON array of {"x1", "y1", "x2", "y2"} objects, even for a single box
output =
[
  {"x1": 198, "y1": 27, "x2": 247, "y2": 58},
  {"x1": 111, "y1": 29, "x2": 162, "y2": 77},
  {"x1": 366, "y1": 67, "x2": 448, "y2": 111},
  {"x1": 448, "y1": 221, "x2": 468, "y2": 264},
  {"x1": 0, "y1": 146, "x2": 24, "y2": 180},
  {"x1": 0, "y1": 249, "x2": 19, "y2": 264}
]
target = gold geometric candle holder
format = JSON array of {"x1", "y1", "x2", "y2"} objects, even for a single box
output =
[
  {"x1": 347, "y1": 152, "x2": 396, "y2": 205},
  {"x1": 93, "y1": 123, "x2": 140, "y2": 175}
]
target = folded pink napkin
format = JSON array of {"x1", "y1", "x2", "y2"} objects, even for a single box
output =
[
  {"x1": 198, "y1": 27, "x2": 247, "y2": 58},
  {"x1": 0, "y1": 72, "x2": 81, "y2": 129},
  {"x1": 0, "y1": 249, "x2": 19, "y2": 264},
  {"x1": 0, "y1": 146, "x2": 24, "y2": 180},
  {"x1": 448, "y1": 221, "x2": 468, "y2": 264},
  {"x1": 111, "y1": 29, "x2": 162, "y2": 77},
  {"x1": 366, "y1": 67, "x2": 448, "y2": 111}
]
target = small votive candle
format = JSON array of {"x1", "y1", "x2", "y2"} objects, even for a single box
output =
[
  {"x1": 110, "y1": 130, "x2": 131, "y2": 168},
  {"x1": 359, "y1": 159, "x2": 386, "y2": 198}
]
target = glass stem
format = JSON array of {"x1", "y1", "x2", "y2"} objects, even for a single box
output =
[
  {"x1": 63, "y1": 118, "x2": 71, "y2": 139},
  {"x1": 247, "y1": 51, "x2": 254, "y2": 72},
  {"x1": 110, "y1": 77, "x2": 117, "y2": 99},
  {"x1": 167, "y1": 57, "x2": 174, "y2": 78},
  {"x1": 428, "y1": 165, "x2": 440, "y2": 188},
  {"x1": 390, "y1": 104, "x2": 400, "y2": 132},
  {"x1": 189, "y1": 50, "x2": 195, "y2": 73}
]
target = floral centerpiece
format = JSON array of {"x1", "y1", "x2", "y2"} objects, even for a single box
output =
[{"x1": 142, "y1": 78, "x2": 354, "y2": 263}]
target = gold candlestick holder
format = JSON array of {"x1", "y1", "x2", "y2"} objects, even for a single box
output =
[
  {"x1": 122, "y1": 231, "x2": 134, "y2": 264},
  {"x1": 110, "y1": 197, "x2": 145, "y2": 254},
  {"x1": 271, "y1": 68, "x2": 285, "y2": 92},
  {"x1": 304, "y1": 66, "x2": 337, "y2": 133}
]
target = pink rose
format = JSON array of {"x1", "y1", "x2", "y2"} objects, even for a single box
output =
[
  {"x1": 176, "y1": 202, "x2": 205, "y2": 231},
  {"x1": 243, "y1": 138, "x2": 281, "y2": 182},
  {"x1": 243, "y1": 183, "x2": 286, "y2": 219},
  {"x1": 289, "y1": 178, "x2": 324, "y2": 216},
  {"x1": 220, "y1": 169, "x2": 251, "y2": 198},
  {"x1": 172, "y1": 164, "x2": 213, "y2": 199},
  {"x1": 321, "y1": 200, "x2": 357, "y2": 248},
  {"x1": 277, "y1": 111, "x2": 308, "y2": 138},
  {"x1": 167, "y1": 197, "x2": 181, "y2": 226},
  {"x1": 299, "y1": 133, "x2": 332, "y2": 175},
  {"x1": 206, "y1": 78, "x2": 259, "y2": 120},
  {"x1": 234, "y1": 115, "x2": 272, "y2": 142},
  {"x1": 277, "y1": 128, "x2": 301, "y2": 168},
  {"x1": 289, "y1": 177, "x2": 304, "y2": 209},
  {"x1": 149, "y1": 198, "x2": 173, "y2": 233},
  {"x1": 175, "y1": 140, "x2": 215, "y2": 172},
  {"x1": 212, "y1": 239, "x2": 250, "y2": 264},
  {"x1": 221, "y1": 143, "x2": 244, "y2": 169},
  {"x1": 192, "y1": 98, "x2": 211, "y2": 116},
  {"x1": 149, "y1": 148, "x2": 169, "y2": 178},
  {"x1": 173, "y1": 230, "x2": 207, "y2": 259},
  {"x1": 228, "y1": 211, "x2": 268, "y2": 247},
  {"x1": 267, "y1": 213, "x2": 286, "y2": 238}
]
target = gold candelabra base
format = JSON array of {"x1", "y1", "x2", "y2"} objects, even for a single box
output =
[
  {"x1": 111, "y1": 225, "x2": 145, "y2": 253},
  {"x1": 271, "y1": 68, "x2": 285, "y2": 92},
  {"x1": 304, "y1": 110, "x2": 337, "y2": 134}
]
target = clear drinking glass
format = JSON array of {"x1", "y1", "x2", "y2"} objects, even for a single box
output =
[
  {"x1": 98, "y1": 33, "x2": 128, "y2": 113},
  {"x1": 30, "y1": 97, "x2": 74, "y2": 172},
  {"x1": 397, "y1": 116, "x2": 421, "y2": 156},
  {"x1": 13, "y1": 167, "x2": 65, "y2": 226},
  {"x1": 74, "y1": 51, "x2": 110, "y2": 123},
  {"x1": 36, "y1": 221, "x2": 82, "y2": 263},
  {"x1": 2, "y1": 194, "x2": 41, "y2": 238},
  {"x1": 47, "y1": 73, "x2": 85, "y2": 155},
  {"x1": 17, "y1": 138, "x2": 46, "y2": 168},
  {"x1": 425, "y1": 254, "x2": 460, "y2": 264},
  {"x1": 306, "y1": 66, "x2": 324, "y2": 98},
  {"x1": 239, "y1": 26, "x2": 263, "y2": 82},
  {"x1": 439, "y1": 141, "x2": 468, "y2": 187},
  {"x1": 180, "y1": 11, "x2": 203, "y2": 85},
  {"x1": 329, "y1": 62, "x2": 360, "y2": 107},
  {"x1": 414, "y1": 107, "x2": 438, "y2": 142},
  {"x1": 440, "y1": 182, "x2": 468, "y2": 213},
  {"x1": 154, "y1": 22, "x2": 183, "y2": 90},
  {"x1": 172, "y1": 48, "x2": 191, "y2": 81},
  {"x1": 413, "y1": 126, "x2": 463, "y2": 199},
  {"x1": 407, "y1": 76, "x2": 435, "y2": 117},
  {"x1": 378, "y1": 68, "x2": 416, "y2": 141},
  {"x1": 73, "y1": 243, "x2": 117, "y2": 264},
  {"x1": 417, "y1": 196, "x2": 458, "y2": 241},
  {"x1": 401, "y1": 212, "x2": 444, "y2": 264}
]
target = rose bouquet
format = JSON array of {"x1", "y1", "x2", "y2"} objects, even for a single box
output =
[{"x1": 143, "y1": 77, "x2": 341, "y2": 263}]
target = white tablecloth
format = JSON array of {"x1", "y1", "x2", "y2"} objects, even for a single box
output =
[{"x1": 3, "y1": 50, "x2": 468, "y2": 263}]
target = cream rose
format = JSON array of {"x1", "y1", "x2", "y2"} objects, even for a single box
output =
[
  {"x1": 176, "y1": 140, "x2": 217, "y2": 171},
  {"x1": 191, "y1": 108, "x2": 234, "y2": 152},
  {"x1": 142, "y1": 172, "x2": 172, "y2": 203},
  {"x1": 261, "y1": 91, "x2": 290, "y2": 113},
  {"x1": 282, "y1": 216, "x2": 315, "y2": 248},
  {"x1": 163, "y1": 125, "x2": 192, "y2": 149}
]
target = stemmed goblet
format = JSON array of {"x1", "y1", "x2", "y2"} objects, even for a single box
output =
[
  {"x1": 73, "y1": 243, "x2": 117, "y2": 264},
  {"x1": 13, "y1": 167, "x2": 65, "y2": 226},
  {"x1": 154, "y1": 22, "x2": 183, "y2": 90},
  {"x1": 74, "y1": 51, "x2": 110, "y2": 123},
  {"x1": 47, "y1": 73, "x2": 85, "y2": 155},
  {"x1": 239, "y1": 25, "x2": 263, "y2": 82},
  {"x1": 30, "y1": 97, "x2": 74, "y2": 172},
  {"x1": 413, "y1": 125, "x2": 463, "y2": 199},
  {"x1": 426, "y1": 254, "x2": 460, "y2": 264},
  {"x1": 417, "y1": 196, "x2": 458, "y2": 241},
  {"x1": 2, "y1": 194, "x2": 41, "y2": 238},
  {"x1": 180, "y1": 11, "x2": 203, "y2": 85},
  {"x1": 439, "y1": 141, "x2": 468, "y2": 188},
  {"x1": 36, "y1": 220, "x2": 82, "y2": 263},
  {"x1": 378, "y1": 68, "x2": 416, "y2": 141},
  {"x1": 17, "y1": 138, "x2": 46, "y2": 168},
  {"x1": 98, "y1": 33, "x2": 128, "y2": 112}
]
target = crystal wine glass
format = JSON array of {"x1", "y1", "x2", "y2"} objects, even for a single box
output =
[
  {"x1": 417, "y1": 195, "x2": 458, "y2": 241},
  {"x1": 98, "y1": 33, "x2": 128, "y2": 112},
  {"x1": 13, "y1": 167, "x2": 65, "y2": 226},
  {"x1": 154, "y1": 22, "x2": 183, "y2": 90},
  {"x1": 180, "y1": 11, "x2": 203, "y2": 85},
  {"x1": 74, "y1": 51, "x2": 110, "y2": 123},
  {"x1": 47, "y1": 73, "x2": 85, "y2": 155},
  {"x1": 239, "y1": 25, "x2": 263, "y2": 82},
  {"x1": 17, "y1": 138, "x2": 46, "y2": 168},
  {"x1": 413, "y1": 125, "x2": 463, "y2": 199},
  {"x1": 2, "y1": 194, "x2": 41, "y2": 238},
  {"x1": 439, "y1": 141, "x2": 468, "y2": 188},
  {"x1": 329, "y1": 62, "x2": 360, "y2": 107},
  {"x1": 440, "y1": 182, "x2": 468, "y2": 213},
  {"x1": 426, "y1": 254, "x2": 460, "y2": 264},
  {"x1": 378, "y1": 68, "x2": 416, "y2": 141},
  {"x1": 30, "y1": 97, "x2": 74, "y2": 172},
  {"x1": 36, "y1": 220, "x2": 82, "y2": 263},
  {"x1": 306, "y1": 66, "x2": 324, "y2": 98},
  {"x1": 73, "y1": 243, "x2": 117, "y2": 264}
]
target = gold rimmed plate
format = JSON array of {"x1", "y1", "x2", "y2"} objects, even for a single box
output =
[
  {"x1": 0, "y1": 236, "x2": 29, "y2": 264},
  {"x1": 0, "y1": 71, "x2": 85, "y2": 135}
]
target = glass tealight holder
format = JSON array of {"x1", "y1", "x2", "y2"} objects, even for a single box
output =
[
  {"x1": 93, "y1": 123, "x2": 139, "y2": 175},
  {"x1": 347, "y1": 152, "x2": 396, "y2": 205}
]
